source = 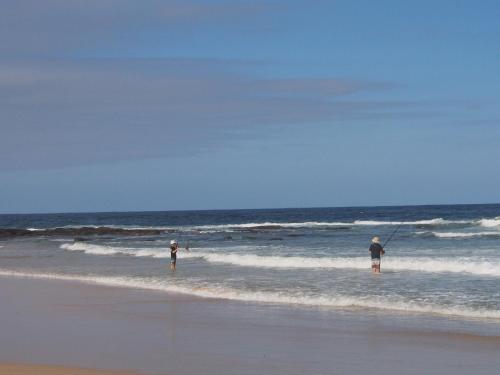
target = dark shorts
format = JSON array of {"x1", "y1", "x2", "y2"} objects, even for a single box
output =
[{"x1": 171, "y1": 254, "x2": 177, "y2": 264}]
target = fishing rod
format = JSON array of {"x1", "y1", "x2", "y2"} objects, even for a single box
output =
[{"x1": 382, "y1": 223, "x2": 402, "y2": 248}]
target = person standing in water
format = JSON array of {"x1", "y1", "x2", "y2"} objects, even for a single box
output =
[
  {"x1": 369, "y1": 236, "x2": 385, "y2": 273},
  {"x1": 170, "y1": 239, "x2": 189, "y2": 270}
]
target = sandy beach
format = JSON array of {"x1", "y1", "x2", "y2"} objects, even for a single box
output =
[{"x1": 1, "y1": 275, "x2": 499, "y2": 375}]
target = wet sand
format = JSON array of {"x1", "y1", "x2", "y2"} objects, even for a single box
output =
[{"x1": 1, "y1": 275, "x2": 499, "y2": 375}]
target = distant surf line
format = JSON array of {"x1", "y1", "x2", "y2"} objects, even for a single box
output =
[{"x1": 16, "y1": 216, "x2": 500, "y2": 234}]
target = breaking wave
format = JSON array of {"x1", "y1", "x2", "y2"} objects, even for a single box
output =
[
  {"x1": 430, "y1": 231, "x2": 500, "y2": 238},
  {"x1": 192, "y1": 253, "x2": 500, "y2": 277},
  {"x1": 192, "y1": 218, "x2": 468, "y2": 231},
  {"x1": 61, "y1": 242, "x2": 170, "y2": 258},
  {"x1": 0, "y1": 269, "x2": 499, "y2": 320},
  {"x1": 353, "y1": 218, "x2": 457, "y2": 226},
  {"x1": 12, "y1": 216, "x2": 500, "y2": 235},
  {"x1": 478, "y1": 218, "x2": 500, "y2": 228},
  {"x1": 60, "y1": 243, "x2": 500, "y2": 277}
]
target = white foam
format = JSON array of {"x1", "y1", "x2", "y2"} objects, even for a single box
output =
[
  {"x1": 197, "y1": 218, "x2": 462, "y2": 230},
  {"x1": 24, "y1": 224, "x2": 176, "y2": 231},
  {"x1": 192, "y1": 221, "x2": 353, "y2": 231},
  {"x1": 190, "y1": 253, "x2": 500, "y2": 277},
  {"x1": 60, "y1": 242, "x2": 264, "y2": 259},
  {"x1": 478, "y1": 218, "x2": 500, "y2": 228},
  {"x1": 61, "y1": 243, "x2": 500, "y2": 278},
  {"x1": 432, "y1": 231, "x2": 500, "y2": 238},
  {"x1": 0, "y1": 269, "x2": 498, "y2": 320},
  {"x1": 61, "y1": 242, "x2": 170, "y2": 258},
  {"x1": 22, "y1": 217, "x2": 499, "y2": 233},
  {"x1": 353, "y1": 218, "x2": 466, "y2": 226},
  {"x1": 187, "y1": 218, "x2": 476, "y2": 232}
]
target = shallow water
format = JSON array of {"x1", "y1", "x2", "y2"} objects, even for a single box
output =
[{"x1": 1, "y1": 204, "x2": 500, "y2": 325}]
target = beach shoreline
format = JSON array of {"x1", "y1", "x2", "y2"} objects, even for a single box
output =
[{"x1": 1, "y1": 274, "x2": 499, "y2": 375}]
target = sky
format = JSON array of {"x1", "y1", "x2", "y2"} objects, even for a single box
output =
[{"x1": 1, "y1": 0, "x2": 499, "y2": 213}]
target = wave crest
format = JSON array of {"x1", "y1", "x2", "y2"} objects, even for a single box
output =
[
  {"x1": 416, "y1": 231, "x2": 500, "y2": 238},
  {"x1": 193, "y1": 253, "x2": 500, "y2": 277},
  {"x1": 60, "y1": 243, "x2": 500, "y2": 277},
  {"x1": 0, "y1": 269, "x2": 498, "y2": 320},
  {"x1": 431, "y1": 231, "x2": 500, "y2": 238},
  {"x1": 478, "y1": 218, "x2": 500, "y2": 228},
  {"x1": 13, "y1": 216, "x2": 500, "y2": 235},
  {"x1": 61, "y1": 242, "x2": 170, "y2": 258}
]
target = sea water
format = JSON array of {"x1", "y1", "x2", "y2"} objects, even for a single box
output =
[{"x1": 1, "y1": 204, "x2": 499, "y2": 329}]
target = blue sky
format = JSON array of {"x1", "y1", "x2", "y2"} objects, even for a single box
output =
[{"x1": 1, "y1": 0, "x2": 499, "y2": 213}]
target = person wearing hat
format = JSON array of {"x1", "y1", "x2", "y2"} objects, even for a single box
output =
[
  {"x1": 369, "y1": 236, "x2": 385, "y2": 273},
  {"x1": 170, "y1": 240, "x2": 178, "y2": 270},
  {"x1": 169, "y1": 239, "x2": 189, "y2": 270}
]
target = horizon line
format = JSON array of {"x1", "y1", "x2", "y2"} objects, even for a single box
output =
[{"x1": 1, "y1": 201, "x2": 499, "y2": 216}]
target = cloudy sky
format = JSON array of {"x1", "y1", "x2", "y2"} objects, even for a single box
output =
[{"x1": 1, "y1": 0, "x2": 499, "y2": 213}]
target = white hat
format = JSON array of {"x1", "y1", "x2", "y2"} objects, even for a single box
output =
[
  {"x1": 170, "y1": 239, "x2": 178, "y2": 245},
  {"x1": 372, "y1": 236, "x2": 380, "y2": 243}
]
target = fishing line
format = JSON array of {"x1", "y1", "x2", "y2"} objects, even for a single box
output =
[{"x1": 382, "y1": 223, "x2": 403, "y2": 248}]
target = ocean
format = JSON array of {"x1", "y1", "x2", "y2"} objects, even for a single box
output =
[{"x1": 1, "y1": 204, "x2": 500, "y2": 329}]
